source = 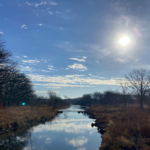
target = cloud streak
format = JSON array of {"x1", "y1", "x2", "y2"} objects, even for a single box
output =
[
  {"x1": 67, "y1": 63, "x2": 87, "y2": 71},
  {"x1": 21, "y1": 24, "x2": 27, "y2": 29},
  {"x1": 22, "y1": 59, "x2": 40, "y2": 64},
  {"x1": 70, "y1": 56, "x2": 87, "y2": 62},
  {"x1": 27, "y1": 74, "x2": 121, "y2": 89},
  {"x1": 26, "y1": 1, "x2": 57, "y2": 7}
]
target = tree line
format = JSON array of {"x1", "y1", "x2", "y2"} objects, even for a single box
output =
[
  {"x1": 0, "y1": 35, "x2": 33, "y2": 107},
  {"x1": 67, "y1": 69, "x2": 150, "y2": 110},
  {"x1": 0, "y1": 35, "x2": 68, "y2": 108}
]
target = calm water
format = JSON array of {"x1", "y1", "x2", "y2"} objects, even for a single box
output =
[{"x1": 0, "y1": 105, "x2": 101, "y2": 150}]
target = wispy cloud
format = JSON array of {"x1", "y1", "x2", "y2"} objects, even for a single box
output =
[
  {"x1": 27, "y1": 74, "x2": 120, "y2": 89},
  {"x1": 26, "y1": 1, "x2": 57, "y2": 7},
  {"x1": 89, "y1": 74, "x2": 105, "y2": 79},
  {"x1": 0, "y1": 32, "x2": 3, "y2": 35},
  {"x1": 22, "y1": 59, "x2": 40, "y2": 64},
  {"x1": 40, "y1": 69, "x2": 51, "y2": 72},
  {"x1": 57, "y1": 41, "x2": 72, "y2": 51},
  {"x1": 55, "y1": 11, "x2": 61, "y2": 15},
  {"x1": 65, "y1": 74, "x2": 85, "y2": 78},
  {"x1": 48, "y1": 65, "x2": 55, "y2": 70},
  {"x1": 66, "y1": 9, "x2": 71, "y2": 12},
  {"x1": 0, "y1": 4, "x2": 2, "y2": 6},
  {"x1": 70, "y1": 56, "x2": 87, "y2": 62},
  {"x1": 35, "y1": 83, "x2": 94, "y2": 88},
  {"x1": 36, "y1": 91, "x2": 59, "y2": 94},
  {"x1": 115, "y1": 58, "x2": 126, "y2": 63},
  {"x1": 26, "y1": 2, "x2": 32, "y2": 6},
  {"x1": 48, "y1": 11, "x2": 53, "y2": 15},
  {"x1": 37, "y1": 23, "x2": 43, "y2": 26},
  {"x1": 19, "y1": 66, "x2": 34, "y2": 72},
  {"x1": 76, "y1": 50, "x2": 84, "y2": 52},
  {"x1": 16, "y1": 56, "x2": 50, "y2": 64},
  {"x1": 67, "y1": 63, "x2": 87, "y2": 71},
  {"x1": 21, "y1": 24, "x2": 27, "y2": 29}
]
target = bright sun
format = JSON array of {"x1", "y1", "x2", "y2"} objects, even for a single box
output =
[{"x1": 119, "y1": 36, "x2": 130, "y2": 46}]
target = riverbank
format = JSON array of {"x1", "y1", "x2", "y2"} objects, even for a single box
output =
[
  {"x1": 0, "y1": 105, "x2": 69, "y2": 133},
  {"x1": 86, "y1": 105, "x2": 150, "y2": 150}
]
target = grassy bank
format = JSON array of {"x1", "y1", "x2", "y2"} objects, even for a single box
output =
[
  {"x1": 86, "y1": 105, "x2": 150, "y2": 150},
  {"x1": 0, "y1": 105, "x2": 69, "y2": 132}
]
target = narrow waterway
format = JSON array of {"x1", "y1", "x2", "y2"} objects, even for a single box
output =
[{"x1": 0, "y1": 105, "x2": 102, "y2": 150}]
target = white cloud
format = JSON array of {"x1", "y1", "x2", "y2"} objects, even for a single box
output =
[
  {"x1": 70, "y1": 56, "x2": 87, "y2": 62},
  {"x1": 35, "y1": 83, "x2": 94, "y2": 88},
  {"x1": 26, "y1": 2, "x2": 32, "y2": 6},
  {"x1": 26, "y1": 1, "x2": 57, "y2": 7},
  {"x1": 23, "y1": 56, "x2": 27, "y2": 58},
  {"x1": 89, "y1": 74, "x2": 105, "y2": 79},
  {"x1": 65, "y1": 136, "x2": 88, "y2": 147},
  {"x1": 19, "y1": 66, "x2": 34, "y2": 72},
  {"x1": 27, "y1": 74, "x2": 120, "y2": 89},
  {"x1": 21, "y1": 24, "x2": 26, "y2": 28},
  {"x1": 48, "y1": 11, "x2": 53, "y2": 15},
  {"x1": 0, "y1": 32, "x2": 3, "y2": 35},
  {"x1": 37, "y1": 24, "x2": 43, "y2": 26},
  {"x1": 21, "y1": 24, "x2": 27, "y2": 29},
  {"x1": 22, "y1": 59, "x2": 40, "y2": 64},
  {"x1": 67, "y1": 63, "x2": 87, "y2": 71},
  {"x1": 48, "y1": 65, "x2": 55, "y2": 70},
  {"x1": 40, "y1": 69, "x2": 51, "y2": 72},
  {"x1": 96, "y1": 61, "x2": 99, "y2": 63},
  {"x1": 65, "y1": 75, "x2": 85, "y2": 78}
]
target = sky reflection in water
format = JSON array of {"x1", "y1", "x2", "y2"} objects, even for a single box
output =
[{"x1": 24, "y1": 105, "x2": 101, "y2": 150}]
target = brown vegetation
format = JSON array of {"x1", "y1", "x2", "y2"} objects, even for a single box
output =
[
  {"x1": 86, "y1": 105, "x2": 150, "y2": 150},
  {"x1": 0, "y1": 105, "x2": 68, "y2": 130}
]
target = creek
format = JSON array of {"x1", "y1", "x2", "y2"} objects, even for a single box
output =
[{"x1": 0, "y1": 105, "x2": 102, "y2": 150}]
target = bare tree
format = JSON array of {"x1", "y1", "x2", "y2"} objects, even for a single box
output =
[
  {"x1": 125, "y1": 69, "x2": 150, "y2": 110},
  {"x1": 0, "y1": 35, "x2": 34, "y2": 107},
  {"x1": 118, "y1": 80, "x2": 128, "y2": 107},
  {"x1": 64, "y1": 95, "x2": 68, "y2": 99}
]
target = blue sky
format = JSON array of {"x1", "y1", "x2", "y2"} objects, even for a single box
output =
[{"x1": 1, "y1": 0, "x2": 150, "y2": 98}]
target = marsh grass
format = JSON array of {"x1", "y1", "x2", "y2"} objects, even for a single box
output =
[
  {"x1": 0, "y1": 106, "x2": 56, "y2": 128},
  {"x1": 87, "y1": 105, "x2": 150, "y2": 150}
]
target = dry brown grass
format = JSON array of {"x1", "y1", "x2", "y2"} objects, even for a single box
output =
[
  {"x1": 0, "y1": 106, "x2": 61, "y2": 128},
  {"x1": 87, "y1": 105, "x2": 150, "y2": 150}
]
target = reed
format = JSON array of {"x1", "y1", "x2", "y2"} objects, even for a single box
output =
[
  {"x1": 87, "y1": 105, "x2": 150, "y2": 150},
  {"x1": 0, "y1": 106, "x2": 57, "y2": 128}
]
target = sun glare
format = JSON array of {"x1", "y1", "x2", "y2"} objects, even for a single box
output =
[{"x1": 119, "y1": 36, "x2": 130, "y2": 46}]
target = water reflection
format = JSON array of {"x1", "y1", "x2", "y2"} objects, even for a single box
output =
[
  {"x1": 0, "y1": 127, "x2": 31, "y2": 150},
  {"x1": 0, "y1": 105, "x2": 101, "y2": 150},
  {"x1": 65, "y1": 136, "x2": 88, "y2": 147},
  {"x1": 33, "y1": 119, "x2": 93, "y2": 134}
]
